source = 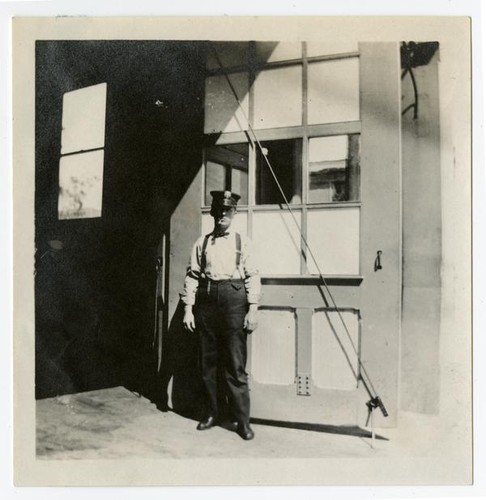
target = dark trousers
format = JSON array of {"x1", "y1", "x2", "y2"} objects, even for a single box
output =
[{"x1": 195, "y1": 279, "x2": 250, "y2": 424}]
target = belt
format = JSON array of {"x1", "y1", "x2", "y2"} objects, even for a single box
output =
[{"x1": 199, "y1": 278, "x2": 244, "y2": 294}]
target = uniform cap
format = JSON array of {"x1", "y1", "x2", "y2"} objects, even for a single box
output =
[{"x1": 210, "y1": 190, "x2": 241, "y2": 208}]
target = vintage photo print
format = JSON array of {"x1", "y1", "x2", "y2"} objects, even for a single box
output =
[{"x1": 12, "y1": 16, "x2": 473, "y2": 487}]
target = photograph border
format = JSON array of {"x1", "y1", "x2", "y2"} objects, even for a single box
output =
[{"x1": 3, "y1": 1, "x2": 485, "y2": 498}]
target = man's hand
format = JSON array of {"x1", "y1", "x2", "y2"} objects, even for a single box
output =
[
  {"x1": 244, "y1": 304, "x2": 258, "y2": 333},
  {"x1": 183, "y1": 306, "x2": 196, "y2": 332}
]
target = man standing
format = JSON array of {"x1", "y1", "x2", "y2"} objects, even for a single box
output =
[{"x1": 181, "y1": 190, "x2": 261, "y2": 440}]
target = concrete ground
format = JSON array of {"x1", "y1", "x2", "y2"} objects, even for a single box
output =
[{"x1": 36, "y1": 386, "x2": 454, "y2": 461}]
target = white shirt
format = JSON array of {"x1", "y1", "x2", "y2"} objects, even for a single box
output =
[{"x1": 181, "y1": 229, "x2": 261, "y2": 306}]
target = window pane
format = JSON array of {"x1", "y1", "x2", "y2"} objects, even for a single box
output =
[
  {"x1": 256, "y1": 139, "x2": 302, "y2": 205},
  {"x1": 308, "y1": 58, "x2": 359, "y2": 124},
  {"x1": 255, "y1": 42, "x2": 302, "y2": 63},
  {"x1": 231, "y1": 168, "x2": 248, "y2": 205},
  {"x1": 61, "y1": 83, "x2": 107, "y2": 155},
  {"x1": 312, "y1": 309, "x2": 359, "y2": 390},
  {"x1": 58, "y1": 150, "x2": 104, "y2": 220},
  {"x1": 254, "y1": 66, "x2": 302, "y2": 129},
  {"x1": 204, "y1": 73, "x2": 249, "y2": 134},
  {"x1": 206, "y1": 42, "x2": 249, "y2": 70},
  {"x1": 306, "y1": 207, "x2": 360, "y2": 275},
  {"x1": 205, "y1": 161, "x2": 226, "y2": 205},
  {"x1": 204, "y1": 144, "x2": 249, "y2": 205},
  {"x1": 307, "y1": 135, "x2": 360, "y2": 203},
  {"x1": 307, "y1": 42, "x2": 359, "y2": 57},
  {"x1": 252, "y1": 211, "x2": 302, "y2": 275}
]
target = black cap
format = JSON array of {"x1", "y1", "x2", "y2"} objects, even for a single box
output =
[{"x1": 210, "y1": 190, "x2": 241, "y2": 208}]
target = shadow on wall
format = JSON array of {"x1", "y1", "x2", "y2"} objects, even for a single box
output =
[
  {"x1": 35, "y1": 41, "x2": 207, "y2": 401},
  {"x1": 155, "y1": 300, "x2": 205, "y2": 419},
  {"x1": 35, "y1": 230, "x2": 162, "y2": 401},
  {"x1": 35, "y1": 241, "x2": 118, "y2": 398}
]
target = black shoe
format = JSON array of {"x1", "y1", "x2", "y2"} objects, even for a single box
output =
[
  {"x1": 236, "y1": 422, "x2": 255, "y2": 441},
  {"x1": 197, "y1": 415, "x2": 217, "y2": 431},
  {"x1": 226, "y1": 421, "x2": 238, "y2": 432}
]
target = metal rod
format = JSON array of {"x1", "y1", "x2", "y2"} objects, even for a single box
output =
[{"x1": 371, "y1": 408, "x2": 375, "y2": 449}]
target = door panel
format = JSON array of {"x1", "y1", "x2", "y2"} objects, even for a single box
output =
[
  {"x1": 249, "y1": 306, "x2": 360, "y2": 426},
  {"x1": 312, "y1": 309, "x2": 360, "y2": 391},
  {"x1": 250, "y1": 308, "x2": 296, "y2": 385}
]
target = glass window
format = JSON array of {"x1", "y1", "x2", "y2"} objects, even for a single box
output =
[
  {"x1": 58, "y1": 150, "x2": 104, "y2": 220},
  {"x1": 252, "y1": 211, "x2": 302, "y2": 275},
  {"x1": 306, "y1": 207, "x2": 360, "y2": 275},
  {"x1": 256, "y1": 139, "x2": 302, "y2": 205},
  {"x1": 204, "y1": 143, "x2": 249, "y2": 205},
  {"x1": 253, "y1": 66, "x2": 302, "y2": 129},
  {"x1": 308, "y1": 58, "x2": 360, "y2": 124},
  {"x1": 61, "y1": 83, "x2": 107, "y2": 155},
  {"x1": 202, "y1": 47, "x2": 363, "y2": 277},
  {"x1": 59, "y1": 83, "x2": 107, "y2": 220},
  {"x1": 307, "y1": 135, "x2": 360, "y2": 203},
  {"x1": 205, "y1": 161, "x2": 227, "y2": 201},
  {"x1": 204, "y1": 73, "x2": 249, "y2": 134}
]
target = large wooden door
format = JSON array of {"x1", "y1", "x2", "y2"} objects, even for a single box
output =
[{"x1": 248, "y1": 43, "x2": 402, "y2": 428}]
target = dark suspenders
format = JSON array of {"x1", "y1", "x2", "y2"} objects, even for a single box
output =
[
  {"x1": 200, "y1": 233, "x2": 211, "y2": 275},
  {"x1": 200, "y1": 232, "x2": 241, "y2": 277},
  {"x1": 235, "y1": 232, "x2": 241, "y2": 267}
]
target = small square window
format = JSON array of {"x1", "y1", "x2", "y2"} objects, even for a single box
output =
[
  {"x1": 253, "y1": 66, "x2": 302, "y2": 130},
  {"x1": 253, "y1": 211, "x2": 302, "y2": 275},
  {"x1": 58, "y1": 150, "x2": 104, "y2": 220},
  {"x1": 256, "y1": 139, "x2": 302, "y2": 205},
  {"x1": 204, "y1": 143, "x2": 249, "y2": 205},
  {"x1": 307, "y1": 135, "x2": 360, "y2": 203},
  {"x1": 308, "y1": 58, "x2": 360, "y2": 125},
  {"x1": 204, "y1": 73, "x2": 249, "y2": 134},
  {"x1": 61, "y1": 83, "x2": 107, "y2": 155}
]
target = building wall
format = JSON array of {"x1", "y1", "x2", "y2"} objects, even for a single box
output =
[
  {"x1": 436, "y1": 31, "x2": 472, "y2": 461},
  {"x1": 400, "y1": 50, "x2": 442, "y2": 413},
  {"x1": 164, "y1": 169, "x2": 206, "y2": 417}
]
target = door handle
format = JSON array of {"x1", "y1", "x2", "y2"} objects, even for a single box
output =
[{"x1": 374, "y1": 250, "x2": 382, "y2": 272}]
